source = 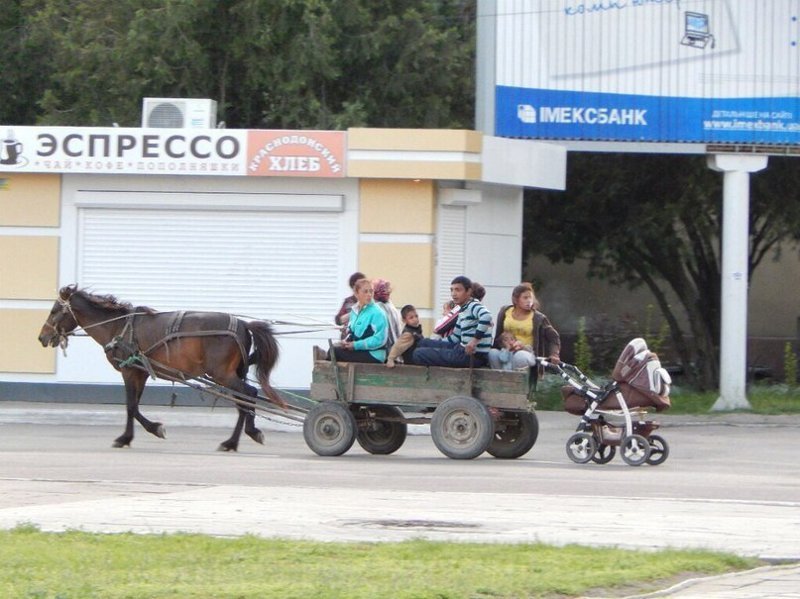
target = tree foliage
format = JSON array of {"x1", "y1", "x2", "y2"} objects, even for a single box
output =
[
  {"x1": 525, "y1": 153, "x2": 800, "y2": 389},
  {"x1": 3, "y1": 0, "x2": 475, "y2": 129}
]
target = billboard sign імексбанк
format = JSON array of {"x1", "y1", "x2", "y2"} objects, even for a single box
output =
[{"x1": 493, "y1": 0, "x2": 800, "y2": 145}]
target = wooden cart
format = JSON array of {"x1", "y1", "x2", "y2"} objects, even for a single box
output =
[{"x1": 304, "y1": 349, "x2": 539, "y2": 460}]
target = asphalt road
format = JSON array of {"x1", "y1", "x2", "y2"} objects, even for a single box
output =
[{"x1": 1, "y1": 403, "x2": 799, "y2": 561}]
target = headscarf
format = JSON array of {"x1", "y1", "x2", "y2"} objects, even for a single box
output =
[{"x1": 372, "y1": 278, "x2": 391, "y2": 303}]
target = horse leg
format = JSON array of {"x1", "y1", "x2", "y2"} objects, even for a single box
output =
[
  {"x1": 217, "y1": 380, "x2": 263, "y2": 452},
  {"x1": 113, "y1": 370, "x2": 165, "y2": 447}
]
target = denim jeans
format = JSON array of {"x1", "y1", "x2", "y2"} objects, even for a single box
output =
[{"x1": 411, "y1": 338, "x2": 488, "y2": 368}]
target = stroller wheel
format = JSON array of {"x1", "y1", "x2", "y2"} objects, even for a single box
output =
[
  {"x1": 646, "y1": 434, "x2": 670, "y2": 466},
  {"x1": 620, "y1": 434, "x2": 651, "y2": 466},
  {"x1": 591, "y1": 444, "x2": 616, "y2": 464},
  {"x1": 566, "y1": 432, "x2": 597, "y2": 464}
]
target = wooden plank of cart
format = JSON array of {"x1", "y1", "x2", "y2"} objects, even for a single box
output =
[{"x1": 304, "y1": 346, "x2": 539, "y2": 460}]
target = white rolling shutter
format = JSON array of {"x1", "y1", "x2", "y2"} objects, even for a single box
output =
[
  {"x1": 77, "y1": 207, "x2": 340, "y2": 322},
  {"x1": 435, "y1": 205, "x2": 466, "y2": 309}
]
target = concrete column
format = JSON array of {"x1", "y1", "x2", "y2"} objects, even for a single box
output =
[{"x1": 707, "y1": 154, "x2": 768, "y2": 410}]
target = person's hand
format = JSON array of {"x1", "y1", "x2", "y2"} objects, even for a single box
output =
[
  {"x1": 511, "y1": 340, "x2": 523, "y2": 352},
  {"x1": 464, "y1": 338, "x2": 478, "y2": 355},
  {"x1": 343, "y1": 341, "x2": 354, "y2": 351},
  {"x1": 548, "y1": 355, "x2": 560, "y2": 365}
]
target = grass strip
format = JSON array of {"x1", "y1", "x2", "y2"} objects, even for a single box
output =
[{"x1": 0, "y1": 526, "x2": 758, "y2": 599}]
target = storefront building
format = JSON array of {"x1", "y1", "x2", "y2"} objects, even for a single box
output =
[{"x1": 0, "y1": 125, "x2": 565, "y2": 398}]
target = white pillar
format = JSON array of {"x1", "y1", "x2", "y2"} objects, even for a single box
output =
[{"x1": 707, "y1": 154, "x2": 768, "y2": 411}]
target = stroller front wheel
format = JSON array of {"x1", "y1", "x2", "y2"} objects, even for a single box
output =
[
  {"x1": 566, "y1": 432, "x2": 597, "y2": 464},
  {"x1": 591, "y1": 443, "x2": 616, "y2": 464},
  {"x1": 645, "y1": 434, "x2": 670, "y2": 466},
  {"x1": 621, "y1": 434, "x2": 651, "y2": 466}
]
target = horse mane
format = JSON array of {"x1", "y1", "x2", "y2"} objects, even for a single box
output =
[{"x1": 61, "y1": 284, "x2": 156, "y2": 315}]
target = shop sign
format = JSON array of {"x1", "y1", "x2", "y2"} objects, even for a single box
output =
[
  {"x1": 246, "y1": 130, "x2": 345, "y2": 177},
  {"x1": 0, "y1": 127, "x2": 347, "y2": 177}
]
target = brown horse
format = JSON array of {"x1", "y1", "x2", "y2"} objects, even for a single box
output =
[{"x1": 37, "y1": 284, "x2": 284, "y2": 451}]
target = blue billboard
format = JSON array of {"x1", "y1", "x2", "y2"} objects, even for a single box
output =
[{"x1": 489, "y1": 0, "x2": 800, "y2": 145}]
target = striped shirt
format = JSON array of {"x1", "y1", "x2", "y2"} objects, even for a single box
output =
[{"x1": 445, "y1": 299, "x2": 493, "y2": 354}]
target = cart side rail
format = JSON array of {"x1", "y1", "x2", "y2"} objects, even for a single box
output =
[{"x1": 311, "y1": 359, "x2": 533, "y2": 411}]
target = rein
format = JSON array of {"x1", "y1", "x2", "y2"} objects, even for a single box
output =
[{"x1": 50, "y1": 294, "x2": 341, "y2": 359}]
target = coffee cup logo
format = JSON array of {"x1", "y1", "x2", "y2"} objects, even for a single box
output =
[{"x1": 1, "y1": 130, "x2": 24, "y2": 166}]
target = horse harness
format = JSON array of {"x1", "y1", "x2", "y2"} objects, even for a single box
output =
[{"x1": 105, "y1": 310, "x2": 249, "y2": 377}]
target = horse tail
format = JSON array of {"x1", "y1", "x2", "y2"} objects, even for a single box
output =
[{"x1": 245, "y1": 320, "x2": 286, "y2": 408}]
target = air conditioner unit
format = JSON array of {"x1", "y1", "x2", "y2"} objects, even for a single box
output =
[{"x1": 141, "y1": 98, "x2": 217, "y2": 129}]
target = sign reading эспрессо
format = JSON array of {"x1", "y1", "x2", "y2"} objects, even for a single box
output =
[{"x1": 0, "y1": 127, "x2": 347, "y2": 177}]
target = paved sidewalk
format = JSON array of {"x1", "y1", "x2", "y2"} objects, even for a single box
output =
[{"x1": 616, "y1": 563, "x2": 800, "y2": 598}]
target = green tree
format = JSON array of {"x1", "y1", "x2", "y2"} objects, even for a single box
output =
[
  {"x1": 14, "y1": 0, "x2": 474, "y2": 129},
  {"x1": 525, "y1": 153, "x2": 800, "y2": 390},
  {"x1": 0, "y1": 0, "x2": 51, "y2": 125}
]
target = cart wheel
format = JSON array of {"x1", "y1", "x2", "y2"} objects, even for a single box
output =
[
  {"x1": 303, "y1": 401, "x2": 357, "y2": 456},
  {"x1": 566, "y1": 432, "x2": 597, "y2": 464},
  {"x1": 620, "y1": 434, "x2": 651, "y2": 467},
  {"x1": 356, "y1": 405, "x2": 407, "y2": 455},
  {"x1": 431, "y1": 396, "x2": 493, "y2": 459},
  {"x1": 591, "y1": 443, "x2": 616, "y2": 464},
  {"x1": 645, "y1": 434, "x2": 670, "y2": 466},
  {"x1": 486, "y1": 412, "x2": 539, "y2": 459}
]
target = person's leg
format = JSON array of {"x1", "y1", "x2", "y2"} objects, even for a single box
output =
[
  {"x1": 331, "y1": 347, "x2": 382, "y2": 363},
  {"x1": 387, "y1": 332, "x2": 417, "y2": 367},
  {"x1": 414, "y1": 344, "x2": 485, "y2": 368},
  {"x1": 411, "y1": 338, "x2": 457, "y2": 366},
  {"x1": 511, "y1": 350, "x2": 537, "y2": 370},
  {"x1": 415, "y1": 338, "x2": 454, "y2": 349},
  {"x1": 487, "y1": 348, "x2": 504, "y2": 370},
  {"x1": 411, "y1": 346, "x2": 447, "y2": 366}
]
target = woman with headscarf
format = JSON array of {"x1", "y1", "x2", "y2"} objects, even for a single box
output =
[{"x1": 372, "y1": 278, "x2": 402, "y2": 348}]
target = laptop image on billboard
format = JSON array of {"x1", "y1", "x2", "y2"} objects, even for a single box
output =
[{"x1": 681, "y1": 12, "x2": 715, "y2": 49}]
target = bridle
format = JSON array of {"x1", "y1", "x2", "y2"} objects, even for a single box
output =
[
  {"x1": 43, "y1": 294, "x2": 132, "y2": 353},
  {"x1": 40, "y1": 295, "x2": 80, "y2": 351}
]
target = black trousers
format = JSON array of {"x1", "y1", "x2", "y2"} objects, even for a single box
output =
[{"x1": 329, "y1": 347, "x2": 383, "y2": 364}]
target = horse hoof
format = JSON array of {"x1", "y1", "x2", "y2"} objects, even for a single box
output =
[
  {"x1": 112, "y1": 439, "x2": 130, "y2": 448},
  {"x1": 217, "y1": 443, "x2": 237, "y2": 452},
  {"x1": 154, "y1": 424, "x2": 167, "y2": 439},
  {"x1": 249, "y1": 431, "x2": 265, "y2": 445}
]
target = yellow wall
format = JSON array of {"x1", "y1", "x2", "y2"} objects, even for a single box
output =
[
  {"x1": 0, "y1": 174, "x2": 61, "y2": 373},
  {"x1": 348, "y1": 128, "x2": 482, "y2": 152},
  {"x1": 347, "y1": 128, "x2": 482, "y2": 180},
  {"x1": 347, "y1": 160, "x2": 481, "y2": 181},
  {"x1": 359, "y1": 179, "x2": 435, "y2": 233},
  {"x1": 359, "y1": 243, "x2": 434, "y2": 310},
  {"x1": 0, "y1": 173, "x2": 61, "y2": 226},
  {"x1": 357, "y1": 179, "x2": 437, "y2": 314},
  {"x1": 0, "y1": 236, "x2": 60, "y2": 299},
  {"x1": 0, "y1": 309, "x2": 56, "y2": 373}
]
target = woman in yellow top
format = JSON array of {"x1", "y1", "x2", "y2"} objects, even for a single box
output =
[{"x1": 488, "y1": 282, "x2": 561, "y2": 370}]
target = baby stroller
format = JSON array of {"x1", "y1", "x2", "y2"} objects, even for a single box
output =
[{"x1": 545, "y1": 338, "x2": 672, "y2": 466}]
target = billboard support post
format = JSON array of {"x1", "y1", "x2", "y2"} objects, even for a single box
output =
[{"x1": 708, "y1": 154, "x2": 768, "y2": 411}]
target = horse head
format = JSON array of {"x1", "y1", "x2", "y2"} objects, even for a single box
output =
[{"x1": 38, "y1": 285, "x2": 80, "y2": 348}]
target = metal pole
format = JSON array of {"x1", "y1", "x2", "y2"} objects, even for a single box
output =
[{"x1": 707, "y1": 154, "x2": 768, "y2": 411}]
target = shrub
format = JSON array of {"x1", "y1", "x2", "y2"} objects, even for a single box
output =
[
  {"x1": 784, "y1": 341, "x2": 798, "y2": 387},
  {"x1": 574, "y1": 316, "x2": 592, "y2": 373}
]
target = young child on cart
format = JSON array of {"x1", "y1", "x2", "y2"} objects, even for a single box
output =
[
  {"x1": 493, "y1": 332, "x2": 536, "y2": 371},
  {"x1": 386, "y1": 304, "x2": 424, "y2": 367}
]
